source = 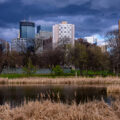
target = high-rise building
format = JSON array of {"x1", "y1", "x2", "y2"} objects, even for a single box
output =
[
  {"x1": 36, "y1": 25, "x2": 52, "y2": 40},
  {"x1": 20, "y1": 21, "x2": 35, "y2": 39},
  {"x1": 37, "y1": 25, "x2": 41, "y2": 34},
  {"x1": 41, "y1": 25, "x2": 52, "y2": 32},
  {"x1": 35, "y1": 25, "x2": 53, "y2": 52},
  {"x1": 53, "y1": 21, "x2": 75, "y2": 48}
]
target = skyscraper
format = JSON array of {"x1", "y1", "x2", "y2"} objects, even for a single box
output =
[
  {"x1": 53, "y1": 21, "x2": 75, "y2": 48},
  {"x1": 37, "y1": 25, "x2": 41, "y2": 34},
  {"x1": 36, "y1": 25, "x2": 52, "y2": 40},
  {"x1": 35, "y1": 25, "x2": 53, "y2": 52},
  {"x1": 20, "y1": 21, "x2": 35, "y2": 39}
]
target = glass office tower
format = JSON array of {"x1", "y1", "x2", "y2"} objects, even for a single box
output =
[
  {"x1": 37, "y1": 25, "x2": 41, "y2": 33},
  {"x1": 41, "y1": 25, "x2": 52, "y2": 32},
  {"x1": 20, "y1": 21, "x2": 35, "y2": 39}
]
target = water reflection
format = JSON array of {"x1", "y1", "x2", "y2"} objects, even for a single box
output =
[{"x1": 0, "y1": 85, "x2": 113, "y2": 107}]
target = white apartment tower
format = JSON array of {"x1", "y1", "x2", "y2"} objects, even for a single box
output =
[{"x1": 53, "y1": 21, "x2": 75, "y2": 48}]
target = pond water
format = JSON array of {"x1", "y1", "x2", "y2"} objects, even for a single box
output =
[{"x1": 0, "y1": 85, "x2": 113, "y2": 107}]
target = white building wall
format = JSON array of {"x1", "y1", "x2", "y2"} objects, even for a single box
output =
[{"x1": 53, "y1": 21, "x2": 75, "y2": 48}]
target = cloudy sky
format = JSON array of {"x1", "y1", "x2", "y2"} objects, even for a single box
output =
[{"x1": 0, "y1": 0, "x2": 119, "y2": 44}]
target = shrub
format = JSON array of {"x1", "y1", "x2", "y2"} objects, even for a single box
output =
[
  {"x1": 23, "y1": 58, "x2": 36, "y2": 76},
  {"x1": 52, "y1": 65, "x2": 64, "y2": 76},
  {"x1": 71, "y1": 69, "x2": 76, "y2": 74}
]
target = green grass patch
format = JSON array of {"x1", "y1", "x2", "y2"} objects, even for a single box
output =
[{"x1": 0, "y1": 70, "x2": 117, "y2": 79}]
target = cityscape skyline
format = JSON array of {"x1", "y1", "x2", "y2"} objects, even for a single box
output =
[
  {"x1": 0, "y1": 0, "x2": 120, "y2": 44},
  {"x1": 11, "y1": 21, "x2": 75, "y2": 52}
]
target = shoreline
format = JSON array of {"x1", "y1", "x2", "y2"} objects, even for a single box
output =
[{"x1": 0, "y1": 77, "x2": 120, "y2": 85}]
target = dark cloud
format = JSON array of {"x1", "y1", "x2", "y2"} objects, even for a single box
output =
[{"x1": 0, "y1": 0, "x2": 119, "y2": 41}]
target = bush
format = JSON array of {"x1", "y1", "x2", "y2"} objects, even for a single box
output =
[
  {"x1": 52, "y1": 65, "x2": 64, "y2": 76},
  {"x1": 23, "y1": 58, "x2": 36, "y2": 76}
]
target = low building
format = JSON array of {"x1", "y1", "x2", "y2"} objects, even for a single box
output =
[
  {"x1": 99, "y1": 45, "x2": 108, "y2": 53},
  {"x1": 0, "y1": 39, "x2": 9, "y2": 52},
  {"x1": 43, "y1": 38, "x2": 52, "y2": 51},
  {"x1": 36, "y1": 31, "x2": 52, "y2": 40},
  {"x1": 11, "y1": 38, "x2": 29, "y2": 52}
]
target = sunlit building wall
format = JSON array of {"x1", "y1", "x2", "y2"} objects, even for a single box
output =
[{"x1": 53, "y1": 21, "x2": 75, "y2": 48}]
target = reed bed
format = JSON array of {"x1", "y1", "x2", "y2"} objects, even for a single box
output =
[
  {"x1": 107, "y1": 85, "x2": 120, "y2": 93},
  {"x1": 0, "y1": 100, "x2": 119, "y2": 120},
  {"x1": 0, "y1": 77, "x2": 120, "y2": 85}
]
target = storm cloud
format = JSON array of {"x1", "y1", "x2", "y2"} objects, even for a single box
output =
[{"x1": 0, "y1": 0, "x2": 119, "y2": 42}]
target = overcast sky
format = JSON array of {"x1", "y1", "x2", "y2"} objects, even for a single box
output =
[{"x1": 0, "y1": 0, "x2": 119, "y2": 43}]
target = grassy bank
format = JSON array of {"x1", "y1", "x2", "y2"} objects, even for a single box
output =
[
  {"x1": 0, "y1": 70, "x2": 116, "y2": 79},
  {"x1": 0, "y1": 100, "x2": 120, "y2": 120},
  {"x1": 0, "y1": 77, "x2": 120, "y2": 85}
]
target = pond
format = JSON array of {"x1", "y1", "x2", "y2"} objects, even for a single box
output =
[{"x1": 0, "y1": 85, "x2": 114, "y2": 107}]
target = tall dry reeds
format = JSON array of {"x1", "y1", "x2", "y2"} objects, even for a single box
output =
[
  {"x1": 0, "y1": 77, "x2": 120, "y2": 85},
  {"x1": 0, "y1": 100, "x2": 119, "y2": 120},
  {"x1": 107, "y1": 85, "x2": 120, "y2": 93}
]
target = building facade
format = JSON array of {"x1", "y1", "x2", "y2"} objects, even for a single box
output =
[
  {"x1": 11, "y1": 38, "x2": 27, "y2": 52},
  {"x1": 35, "y1": 25, "x2": 53, "y2": 52},
  {"x1": 20, "y1": 21, "x2": 35, "y2": 39},
  {"x1": 37, "y1": 25, "x2": 41, "y2": 34},
  {"x1": 99, "y1": 45, "x2": 108, "y2": 53},
  {"x1": 36, "y1": 25, "x2": 52, "y2": 40},
  {"x1": 38, "y1": 25, "x2": 52, "y2": 32},
  {"x1": 36, "y1": 31, "x2": 52, "y2": 40},
  {"x1": 0, "y1": 39, "x2": 9, "y2": 52},
  {"x1": 53, "y1": 21, "x2": 75, "y2": 48}
]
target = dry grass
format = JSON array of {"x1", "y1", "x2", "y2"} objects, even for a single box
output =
[
  {"x1": 112, "y1": 99, "x2": 120, "y2": 118},
  {"x1": 0, "y1": 77, "x2": 120, "y2": 85},
  {"x1": 0, "y1": 100, "x2": 119, "y2": 120},
  {"x1": 107, "y1": 85, "x2": 120, "y2": 93}
]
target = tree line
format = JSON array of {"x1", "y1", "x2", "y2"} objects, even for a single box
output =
[{"x1": 0, "y1": 29, "x2": 120, "y2": 75}]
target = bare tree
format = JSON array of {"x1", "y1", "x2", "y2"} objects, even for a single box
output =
[
  {"x1": 0, "y1": 50, "x2": 4, "y2": 73},
  {"x1": 106, "y1": 29, "x2": 120, "y2": 73},
  {"x1": 53, "y1": 37, "x2": 74, "y2": 68}
]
